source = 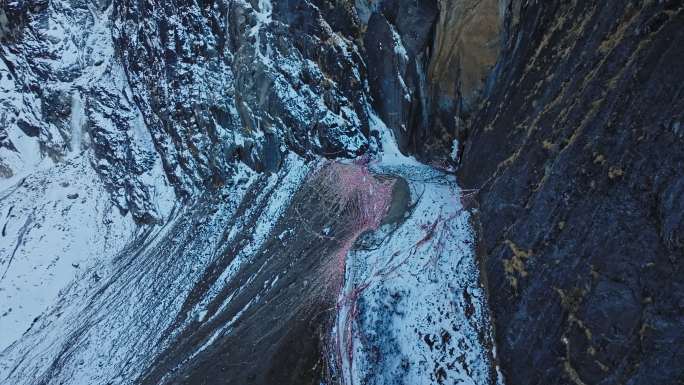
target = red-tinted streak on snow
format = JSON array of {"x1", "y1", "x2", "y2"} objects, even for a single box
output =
[
  {"x1": 309, "y1": 161, "x2": 395, "y2": 382},
  {"x1": 317, "y1": 162, "x2": 395, "y2": 287}
]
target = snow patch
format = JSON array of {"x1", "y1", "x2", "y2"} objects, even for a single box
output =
[
  {"x1": 451, "y1": 139, "x2": 460, "y2": 161},
  {"x1": 0, "y1": 155, "x2": 137, "y2": 351},
  {"x1": 332, "y1": 109, "x2": 500, "y2": 385}
]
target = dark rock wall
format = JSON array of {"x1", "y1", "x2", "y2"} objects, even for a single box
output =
[
  {"x1": 362, "y1": 0, "x2": 439, "y2": 153},
  {"x1": 360, "y1": 0, "x2": 502, "y2": 161},
  {"x1": 459, "y1": 1, "x2": 684, "y2": 384},
  {"x1": 425, "y1": 0, "x2": 501, "y2": 160},
  {"x1": 2, "y1": 0, "x2": 378, "y2": 222}
]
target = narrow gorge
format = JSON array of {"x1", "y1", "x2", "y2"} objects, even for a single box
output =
[{"x1": 1, "y1": 1, "x2": 682, "y2": 385}]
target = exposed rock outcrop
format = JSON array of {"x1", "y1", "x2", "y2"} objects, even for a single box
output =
[
  {"x1": 114, "y1": 0, "x2": 373, "y2": 198},
  {"x1": 459, "y1": 1, "x2": 684, "y2": 384},
  {"x1": 1, "y1": 0, "x2": 376, "y2": 222},
  {"x1": 0, "y1": 0, "x2": 172, "y2": 222},
  {"x1": 361, "y1": 0, "x2": 439, "y2": 153}
]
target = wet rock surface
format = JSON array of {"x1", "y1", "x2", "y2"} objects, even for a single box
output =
[
  {"x1": 359, "y1": 0, "x2": 501, "y2": 162},
  {"x1": 459, "y1": 1, "x2": 684, "y2": 384},
  {"x1": 426, "y1": 0, "x2": 500, "y2": 157},
  {"x1": 362, "y1": 0, "x2": 438, "y2": 153}
]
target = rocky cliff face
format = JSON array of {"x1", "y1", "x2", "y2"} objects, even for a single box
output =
[
  {"x1": 1, "y1": 0, "x2": 174, "y2": 223},
  {"x1": 112, "y1": 0, "x2": 373, "y2": 193},
  {"x1": 1, "y1": 0, "x2": 376, "y2": 223},
  {"x1": 459, "y1": 1, "x2": 684, "y2": 384},
  {"x1": 358, "y1": 0, "x2": 502, "y2": 161},
  {"x1": 425, "y1": 0, "x2": 500, "y2": 156}
]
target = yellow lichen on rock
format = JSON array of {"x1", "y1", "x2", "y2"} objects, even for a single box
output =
[
  {"x1": 502, "y1": 240, "x2": 532, "y2": 289},
  {"x1": 608, "y1": 166, "x2": 625, "y2": 179}
]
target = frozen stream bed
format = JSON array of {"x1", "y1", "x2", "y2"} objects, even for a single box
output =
[{"x1": 333, "y1": 116, "x2": 501, "y2": 385}]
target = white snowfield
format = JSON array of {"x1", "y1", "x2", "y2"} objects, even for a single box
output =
[{"x1": 0, "y1": 155, "x2": 137, "y2": 351}]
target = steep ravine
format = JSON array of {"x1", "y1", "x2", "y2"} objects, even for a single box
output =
[
  {"x1": 331, "y1": 116, "x2": 499, "y2": 385},
  {"x1": 2, "y1": 1, "x2": 681, "y2": 385},
  {"x1": 0, "y1": 115, "x2": 498, "y2": 385}
]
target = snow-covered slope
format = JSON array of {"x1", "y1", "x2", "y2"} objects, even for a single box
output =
[
  {"x1": 0, "y1": 155, "x2": 312, "y2": 384},
  {"x1": 0, "y1": 155, "x2": 138, "y2": 351},
  {"x1": 1, "y1": 117, "x2": 500, "y2": 385},
  {"x1": 1, "y1": 0, "x2": 176, "y2": 353},
  {"x1": 331, "y1": 117, "x2": 500, "y2": 385},
  {"x1": 1, "y1": 1, "x2": 500, "y2": 384}
]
